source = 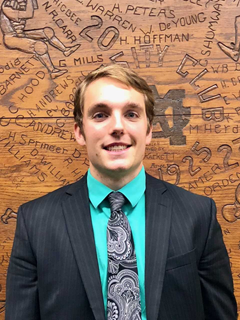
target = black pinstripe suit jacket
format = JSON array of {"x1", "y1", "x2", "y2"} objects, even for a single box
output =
[{"x1": 6, "y1": 173, "x2": 237, "y2": 320}]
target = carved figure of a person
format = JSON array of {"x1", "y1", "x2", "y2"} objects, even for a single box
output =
[{"x1": 0, "y1": 0, "x2": 80, "y2": 79}]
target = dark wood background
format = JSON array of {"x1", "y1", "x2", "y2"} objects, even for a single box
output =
[{"x1": 0, "y1": 0, "x2": 240, "y2": 317}]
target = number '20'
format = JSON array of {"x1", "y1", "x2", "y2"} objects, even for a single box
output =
[{"x1": 79, "y1": 15, "x2": 119, "y2": 51}]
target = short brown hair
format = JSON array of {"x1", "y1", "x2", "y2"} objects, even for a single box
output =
[{"x1": 73, "y1": 64, "x2": 155, "y2": 134}]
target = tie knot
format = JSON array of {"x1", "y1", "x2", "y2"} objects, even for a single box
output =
[{"x1": 108, "y1": 192, "x2": 125, "y2": 212}]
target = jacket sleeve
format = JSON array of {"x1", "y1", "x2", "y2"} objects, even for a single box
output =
[
  {"x1": 198, "y1": 198, "x2": 238, "y2": 320},
  {"x1": 5, "y1": 205, "x2": 40, "y2": 320}
]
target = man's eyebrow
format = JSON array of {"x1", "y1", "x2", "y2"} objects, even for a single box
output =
[
  {"x1": 124, "y1": 102, "x2": 143, "y2": 109},
  {"x1": 89, "y1": 103, "x2": 108, "y2": 110},
  {"x1": 87, "y1": 103, "x2": 108, "y2": 115}
]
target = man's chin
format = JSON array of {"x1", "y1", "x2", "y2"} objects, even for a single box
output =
[
  {"x1": 103, "y1": 163, "x2": 142, "y2": 179},
  {"x1": 106, "y1": 166, "x2": 129, "y2": 176}
]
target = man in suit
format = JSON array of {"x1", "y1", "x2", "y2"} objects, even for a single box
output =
[{"x1": 6, "y1": 64, "x2": 237, "y2": 319}]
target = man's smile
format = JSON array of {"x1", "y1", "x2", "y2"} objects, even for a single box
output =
[{"x1": 103, "y1": 143, "x2": 131, "y2": 152}]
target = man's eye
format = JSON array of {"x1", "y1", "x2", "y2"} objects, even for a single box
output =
[
  {"x1": 93, "y1": 112, "x2": 107, "y2": 120},
  {"x1": 126, "y1": 111, "x2": 138, "y2": 118}
]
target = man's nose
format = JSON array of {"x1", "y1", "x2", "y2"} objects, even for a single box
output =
[{"x1": 110, "y1": 112, "x2": 124, "y2": 135}]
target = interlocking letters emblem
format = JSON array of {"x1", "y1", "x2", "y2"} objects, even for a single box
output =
[{"x1": 151, "y1": 86, "x2": 191, "y2": 145}]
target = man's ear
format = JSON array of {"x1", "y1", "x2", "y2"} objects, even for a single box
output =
[
  {"x1": 146, "y1": 125, "x2": 152, "y2": 145},
  {"x1": 74, "y1": 123, "x2": 86, "y2": 146}
]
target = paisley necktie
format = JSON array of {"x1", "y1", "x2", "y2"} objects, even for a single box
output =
[{"x1": 107, "y1": 192, "x2": 141, "y2": 320}]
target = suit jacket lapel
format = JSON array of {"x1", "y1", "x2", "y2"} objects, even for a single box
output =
[
  {"x1": 145, "y1": 174, "x2": 172, "y2": 320},
  {"x1": 62, "y1": 175, "x2": 105, "y2": 320}
]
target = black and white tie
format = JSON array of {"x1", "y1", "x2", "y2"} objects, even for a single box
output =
[{"x1": 107, "y1": 192, "x2": 141, "y2": 320}]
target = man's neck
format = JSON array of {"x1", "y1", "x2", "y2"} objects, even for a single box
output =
[{"x1": 89, "y1": 166, "x2": 143, "y2": 190}]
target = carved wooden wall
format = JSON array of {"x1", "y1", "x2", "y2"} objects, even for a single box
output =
[{"x1": 0, "y1": 0, "x2": 240, "y2": 317}]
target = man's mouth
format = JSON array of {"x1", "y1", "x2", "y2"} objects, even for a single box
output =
[{"x1": 104, "y1": 144, "x2": 131, "y2": 151}]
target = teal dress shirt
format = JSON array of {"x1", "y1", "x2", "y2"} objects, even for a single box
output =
[{"x1": 87, "y1": 167, "x2": 146, "y2": 319}]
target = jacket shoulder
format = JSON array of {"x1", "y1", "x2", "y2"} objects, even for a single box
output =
[
  {"x1": 20, "y1": 175, "x2": 87, "y2": 213},
  {"x1": 146, "y1": 172, "x2": 212, "y2": 205}
]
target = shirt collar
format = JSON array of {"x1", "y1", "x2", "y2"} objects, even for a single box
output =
[{"x1": 87, "y1": 167, "x2": 146, "y2": 209}]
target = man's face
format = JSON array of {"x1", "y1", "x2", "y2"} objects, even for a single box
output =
[{"x1": 74, "y1": 77, "x2": 152, "y2": 182}]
